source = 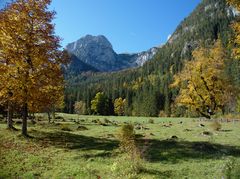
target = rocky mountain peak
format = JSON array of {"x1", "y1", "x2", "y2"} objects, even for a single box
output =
[{"x1": 66, "y1": 35, "x2": 159, "y2": 73}]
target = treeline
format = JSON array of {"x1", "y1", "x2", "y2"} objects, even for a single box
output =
[{"x1": 64, "y1": 0, "x2": 240, "y2": 117}]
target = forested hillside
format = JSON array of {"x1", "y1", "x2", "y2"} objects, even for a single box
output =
[{"x1": 64, "y1": 0, "x2": 240, "y2": 117}]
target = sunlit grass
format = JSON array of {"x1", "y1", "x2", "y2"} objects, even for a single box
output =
[{"x1": 0, "y1": 114, "x2": 240, "y2": 178}]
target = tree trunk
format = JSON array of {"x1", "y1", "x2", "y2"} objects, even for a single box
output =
[
  {"x1": 7, "y1": 101, "x2": 13, "y2": 129},
  {"x1": 51, "y1": 106, "x2": 55, "y2": 122},
  {"x1": 197, "y1": 109, "x2": 211, "y2": 119},
  {"x1": 22, "y1": 103, "x2": 28, "y2": 136},
  {"x1": 47, "y1": 111, "x2": 51, "y2": 123}
]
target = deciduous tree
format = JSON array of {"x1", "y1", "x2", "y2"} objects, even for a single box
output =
[
  {"x1": 91, "y1": 92, "x2": 113, "y2": 115},
  {"x1": 0, "y1": 0, "x2": 67, "y2": 136},
  {"x1": 171, "y1": 40, "x2": 234, "y2": 118},
  {"x1": 74, "y1": 101, "x2": 87, "y2": 115},
  {"x1": 228, "y1": 0, "x2": 240, "y2": 60},
  {"x1": 114, "y1": 97, "x2": 126, "y2": 116}
]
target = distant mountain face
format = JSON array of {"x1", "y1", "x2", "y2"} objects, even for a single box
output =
[
  {"x1": 65, "y1": 35, "x2": 158, "y2": 73},
  {"x1": 64, "y1": 0, "x2": 240, "y2": 116}
]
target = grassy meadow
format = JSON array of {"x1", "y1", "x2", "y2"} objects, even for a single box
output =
[{"x1": 0, "y1": 113, "x2": 240, "y2": 178}]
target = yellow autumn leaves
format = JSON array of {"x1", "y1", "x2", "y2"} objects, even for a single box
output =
[
  {"x1": 171, "y1": 40, "x2": 235, "y2": 118},
  {"x1": 0, "y1": 0, "x2": 67, "y2": 119}
]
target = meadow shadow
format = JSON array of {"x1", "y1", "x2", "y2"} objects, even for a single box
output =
[
  {"x1": 30, "y1": 130, "x2": 240, "y2": 164},
  {"x1": 32, "y1": 130, "x2": 119, "y2": 151},
  {"x1": 140, "y1": 139, "x2": 240, "y2": 163}
]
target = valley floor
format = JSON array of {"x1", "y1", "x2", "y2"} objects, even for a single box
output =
[{"x1": 0, "y1": 114, "x2": 240, "y2": 178}]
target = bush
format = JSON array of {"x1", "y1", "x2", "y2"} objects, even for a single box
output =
[
  {"x1": 148, "y1": 119, "x2": 154, "y2": 124},
  {"x1": 117, "y1": 124, "x2": 143, "y2": 161},
  {"x1": 210, "y1": 120, "x2": 221, "y2": 131},
  {"x1": 159, "y1": 110, "x2": 168, "y2": 117},
  {"x1": 61, "y1": 124, "x2": 71, "y2": 131},
  {"x1": 110, "y1": 154, "x2": 144, "y2": 179},
  {"x1": 114, "y1": 124, "x2": 145, "y2": 178},
  {"x1": 117, "y1": 124, "x2": 135, "y2": 152}
]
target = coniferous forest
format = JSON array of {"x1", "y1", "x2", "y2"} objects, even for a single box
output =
[{"x1": 64, "y1": 0, "x2": 240, "y2": 118}]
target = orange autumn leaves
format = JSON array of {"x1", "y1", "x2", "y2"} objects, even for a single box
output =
[{"x1": 0, "y1": 0, "x2": 67, "y2": 113}]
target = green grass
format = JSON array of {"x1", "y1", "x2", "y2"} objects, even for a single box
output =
[{"x1": 0, "y1": 113, "x2": 240, "y2": 178}]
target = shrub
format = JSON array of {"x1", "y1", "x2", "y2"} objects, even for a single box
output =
[
  {"x1": 210, "y1": 120, "x2": 221, "y2": 131},
  {"x1": 148, "y1": 119, "x2": 154, "y2": 124},
  {"x1": 159, "y1": 110, "x2": 169, "y2": 117},
  {"x1": 61, "y1": 124, "x2": 71, "y2": 131},
  {"x1": 114, "y1": 124, "x2": 145, "y2": 178},
  {"x1": 117, "y1": 124, "x2": 135, "y2": 152},
  {"x1": 110, "y1": 154, "x2": 144, "y2": 178},
  {"x1": 117, "y1": 124, "x2": 144, "y2": 161}
]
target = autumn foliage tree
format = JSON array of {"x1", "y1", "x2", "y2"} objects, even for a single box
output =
[
  {"x1": 91, "y1": 92, "x2": 113, "y2": 115},
  {"x1": 171, "y1": 40, "x2": 234, "y2": 118},
  {"x1": 74, "y1": 101, "x2": 87, "y2": 115},
  {"x1": 228, "y1": 0, "x2": 240, "y2": 60},
  {"x1": 114, "y1": 97, "x2": 126, "y2": 116},
  {"x1": 0, "y1": 0, "x2": 67, "y2": 136}
]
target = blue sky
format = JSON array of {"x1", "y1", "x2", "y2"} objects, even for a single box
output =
[
  {"x1": 1, "y1": 0, "x2": 202, "y2": 53},
  {"x1": 50, "y1": 0, "x2": 201, "y2": 53}
]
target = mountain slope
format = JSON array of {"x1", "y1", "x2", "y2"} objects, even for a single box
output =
[
  {"x1": 65, "y1": 35, "x2": 158, "y2": 73},
  {"x1": 64, "y1": 0, "x2": 240, "y2": 116},
  {"x1": 67, "y1": 54, "x2": 99, "y2": 74}
]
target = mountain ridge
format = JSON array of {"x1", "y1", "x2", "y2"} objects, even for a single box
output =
[{"x1": 65, "y1": 34, "x2": 159, "y2": 73}]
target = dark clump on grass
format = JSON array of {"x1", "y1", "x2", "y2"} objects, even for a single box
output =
[
  {"x1": 15, "y1": 120, "x2": 22, "y2": 125},
  {"x1": 76, "y1": 125, "x2": 88, "y2": 131},
  {"x1": 202, "y1": 131, "x2": 213, "y2": 136},
  {"x1": 199, "y1": 123, "x2": 205, "y2": 127},
  {"x1": 148, "y1": 119, "x2": 154, "y2": 124},
  {"x1": 92, "y1": 119, "x2": 101, "y2": 123},
  {"x1": 55, "y1": 116, "x2": 64, "y2": 120},
  {"x1": 104, "y1": 118, "x2": 112, "y2": 124},
  {"x1": 100, "y1": 123, "x2": 108, "y2": 126},
  {"x1": 108, "y1": 134, "x2": 115, "y2": 138},
  {"x1": 170, "y1": 135, "x2": 178, "y2": 139}
]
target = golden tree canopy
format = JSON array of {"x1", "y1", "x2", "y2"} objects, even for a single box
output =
[
  {"x1": 171, "y1": 40, "x2": 234, "y2": 118},
  {"x1": 227, "y1": 0, "x2": 240, "y2": 60},
  {"x1": 0, "y1": 0, "x2": 67, "y2": 112}
]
